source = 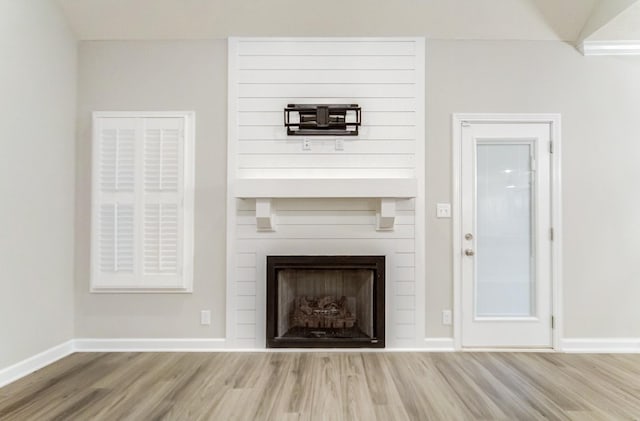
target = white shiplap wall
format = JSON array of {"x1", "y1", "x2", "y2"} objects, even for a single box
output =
[{"x1": 227, "y1": 38, "x2": 425, "y2": 349}]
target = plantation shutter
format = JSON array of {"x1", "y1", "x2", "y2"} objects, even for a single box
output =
[
  {"x1": 91, "y1": 113, "x2": 194, "y2": 292},
  {"x1": 142, "y1": 118, "x2": 184, "y2": 287}
]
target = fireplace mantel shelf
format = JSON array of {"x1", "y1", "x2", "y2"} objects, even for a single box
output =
[
  {"x1": 233, "y1": 178, "x2": 417, "y2": 231},
  {"x1": 233, "y1": 178, "x2": 417, "y2": 199}
]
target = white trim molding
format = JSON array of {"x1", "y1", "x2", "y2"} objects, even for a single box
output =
[
  {"x1": 580, "y1": 40, "x2": 640, "y2": 56},
  {"x1": 74, "y1": 338, "x2": 227, "y2": 352},
  {"x1": 0, "y1": 340, "x2": 75, "y2": 388},
  {"x1": 451, "y1": 113, "x2": 563, "y2": 351},
  {"x1": 71, "y1": 338, "x2": 453, "y2": 353},
  {"x1": 424, "y1": 338, "x2": 455, "y2": 351},
  {"x1": 561, "y1": 338, "x2": 640, "y2": 353}
]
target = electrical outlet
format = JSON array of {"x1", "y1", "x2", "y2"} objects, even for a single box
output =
[
  {"x1": 200, "y1": 310, "x2": 211, "y2": 326},
  {"x1": 302, "y1": 138, "x2": 312, "y2": 151},
  {"x1": 436, "y1": 203, "x2": 452, "y2": 218},
  {"x1": 335, "y1": 138, "x2": 344, "y2": 151},
  {"x1": 442, "y1": 310, "x2": 452, "y2": 325}
]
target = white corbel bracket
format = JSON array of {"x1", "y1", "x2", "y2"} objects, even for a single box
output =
[
  {"x1": 376, "y1": 198, "x2": 396, "y2": 231},
  {"x1": 255, "y1": 198, "x2": 275, "y2": 232}
]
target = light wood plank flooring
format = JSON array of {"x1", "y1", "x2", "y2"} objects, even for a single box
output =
[{"x1": 1, "y1": 352, "x2": 640, "y2": 420}]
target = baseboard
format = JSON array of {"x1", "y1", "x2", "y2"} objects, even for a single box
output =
[
  {"x1": 0, "y1": 340, "x2": 75, "y2": 388},
  {"x1": 424, "y1": 337, "x2": 455, "y2": 351},
  {"x1": 74, "y1": 338, "x2": 228, "y2": 352},
  {"x1": 561, "y1": 338, "x2": 640, "y2": 353},
  {"x1": 74, "y1": 338, "x2": 458, "y2": 352}
]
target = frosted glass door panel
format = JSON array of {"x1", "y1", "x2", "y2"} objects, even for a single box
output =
[{"x1": 476, "y1": 143, "x2": 534, "y2": 317}]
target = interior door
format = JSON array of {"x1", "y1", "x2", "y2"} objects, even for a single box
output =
[{"x1": 461, "y1": 121, "x2": 552, "y2": 348}]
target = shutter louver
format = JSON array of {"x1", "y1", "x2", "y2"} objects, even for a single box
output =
[
  {"x1": 99, "y1": 129, "x2": 135, "y2": 192},
  {"x1": 143, "y1": 203, "x2": 179, "y2": 274},
  {"x1": 99, "y1": 203, "x2": 135, "y2": 273},
  {"x1": 144, "y1": 129, "x2": 180, "y2": 192}
]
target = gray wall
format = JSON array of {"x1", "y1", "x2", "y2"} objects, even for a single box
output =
[
  {"x1": 75, "y1": 41, "x2": 228, "y2": 337},
  {"x1": 426, "y1": 40, "x2": 640, "y2": 338},
  {"x1": 76, "y1": 39, "x2": 640, "y2": 340},
  {"x1": 0, "y1": 0, "x2": 76, "y2": 368}
]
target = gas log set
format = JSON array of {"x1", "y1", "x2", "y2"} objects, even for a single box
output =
[{"x1": 290, "y1": 296, "x2": 356, "y2": 329}]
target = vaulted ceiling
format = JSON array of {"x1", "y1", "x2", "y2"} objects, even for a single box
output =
[
  {"x1": 56, "y1": 0, "x2": 639, "y2": 46},
  {"x1": 586, "y1": 1, "x2": 640, "y2": 40}
]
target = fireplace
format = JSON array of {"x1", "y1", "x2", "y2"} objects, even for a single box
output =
[{"x1": 266, "y1": 256, "x2": 385, "y2": 348}]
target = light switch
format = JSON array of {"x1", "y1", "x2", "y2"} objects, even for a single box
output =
[
  {"x1": 436, "y1": 203, "x2": 451, "y2": 218},
  {"x1": 200, "y1": 310, "x2": 211, "y2": 325}
]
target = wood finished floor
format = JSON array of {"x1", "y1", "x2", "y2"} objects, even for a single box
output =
[{"x1": 1, "y1": 352, "x2": 640, "y2": 420}]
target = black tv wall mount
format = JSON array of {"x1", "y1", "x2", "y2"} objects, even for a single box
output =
[{"x1": 284, "y1": 104, "x2": 361, "y2": 136}]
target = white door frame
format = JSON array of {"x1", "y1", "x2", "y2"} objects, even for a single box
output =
[{"x1": 452, "y1": 113, "x2": 563, "y2": 351}]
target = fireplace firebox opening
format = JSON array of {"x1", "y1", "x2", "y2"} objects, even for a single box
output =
[{"x1": 266, "y1": 256, "x2": 385, "y2": 348}]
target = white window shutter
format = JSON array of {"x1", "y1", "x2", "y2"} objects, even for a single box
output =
[
  {"x1": 143, "y1": 203, "x2": 179, "y2": 274},
  {"x1": 99, "y1": 127, "x2": 135, "y2": 193},
  {"x1": 142, "y1": 118, "x2": 184, "y2": 287},
  {"x1": 91, "y1": 113, "x2": 194, "y2": 292},
  {"x1": 144, "y1": 126, "x2": 181, "y2": 192},
  {"x1": 91, "y1": 118, "x2": 138, "y2": 289},
  {"x1": 99, "y1": 203, "x2": 135, "y2": 273}
]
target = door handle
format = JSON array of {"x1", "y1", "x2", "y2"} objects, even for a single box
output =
[{"x1": 464, "y1": 249, "x2": 475, "y2": 257}]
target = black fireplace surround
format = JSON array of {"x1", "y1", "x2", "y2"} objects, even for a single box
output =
[{"x1": 266, "y1": 255, "x2": 385, "y2": 348}]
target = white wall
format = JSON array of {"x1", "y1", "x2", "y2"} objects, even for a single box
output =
[
  {"x1": 0, "y1": 0, "x2": 76, "y2": 369},
  {"x1": 75, "y1": 39, "x2": 640, "y2": 343},
  {"x1": 232, "y1": 38, "x2": 420, "y2": 179}
]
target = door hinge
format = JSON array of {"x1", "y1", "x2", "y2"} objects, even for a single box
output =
[
  {"x1": 549, "y1": 141, "x2": 554, "y2": 154},
  {"x1": 551, "y1": 316, "x2": 555, "y2": 329},
  {"x1": 550, "y1": 227, "x2": 554, "y2": 241}
]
